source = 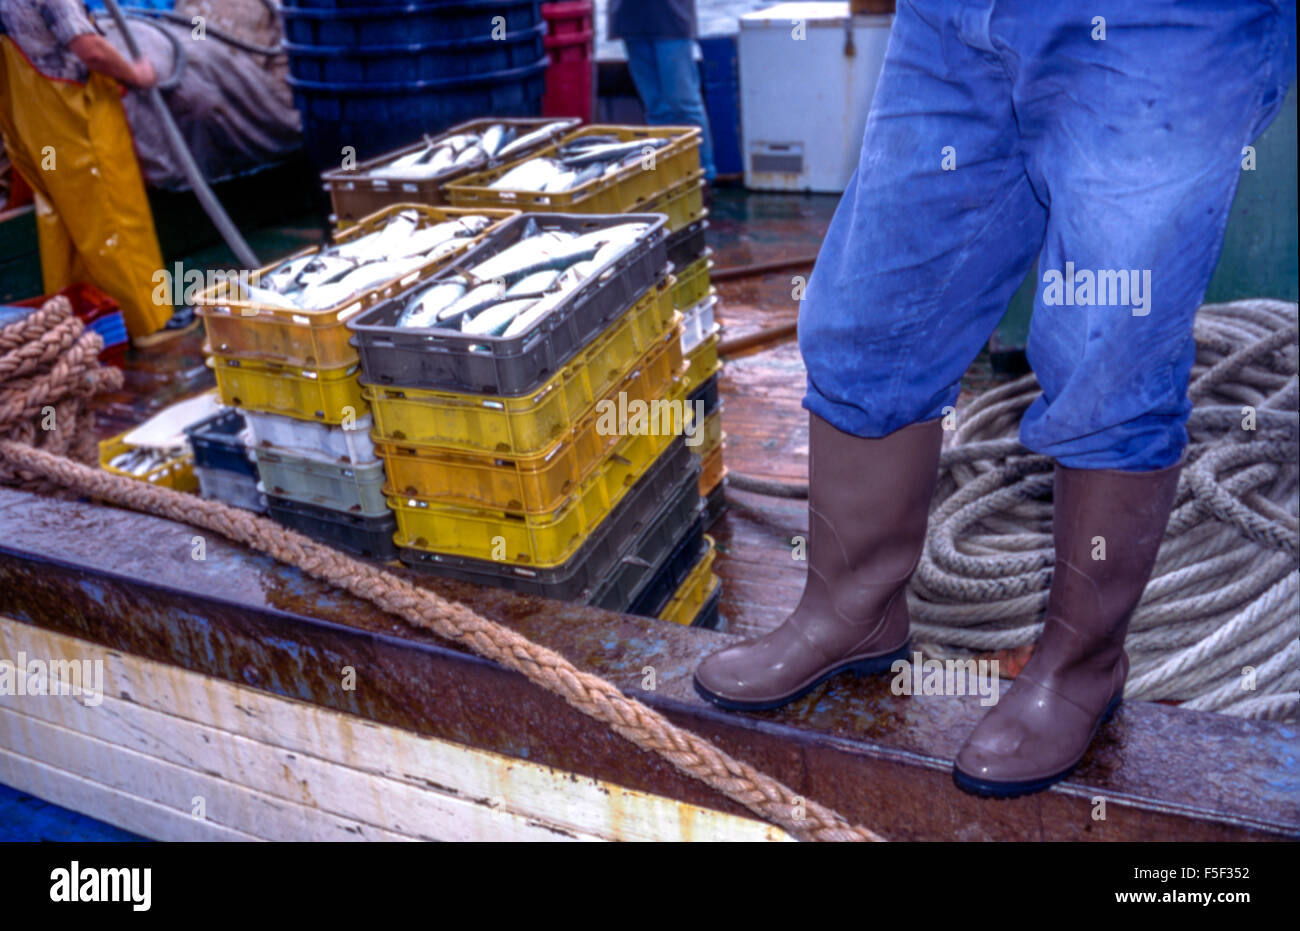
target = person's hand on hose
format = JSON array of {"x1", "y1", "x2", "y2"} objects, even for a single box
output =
[
  {"x1": 128, "y1": 58, "x2": 157, "y2": 89},
  {"x1": 67, "y1": 34, "x2": 156, "y2": 89}
]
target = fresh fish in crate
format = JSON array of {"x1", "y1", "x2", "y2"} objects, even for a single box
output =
[
  {"x1": 296, "y1": 256, "x2": 425, "y2": 310},
  {"x1": 505, "y1": 269, "x2": 561, "y2": 297},
  {"x1": 494, "y1": 121, "x2": 571, "y2": 160},
  {"x1": 403, "y1": 215, "x2": 492, "y2": 255},
  {"x1": 481, "y1": 123, "x2": 510, "y2": 157},
  {"x1": 502, "y1": 288, "x2": 570, "y2": 338},
  {"x1": 108, "y1": 446, "x2": 173, "y2": 477},
  {"x1": 464, "y1": 234, "x2": 602, "y2": 286},
  {"x1": 261, "y1": 253, "x2": 315, "y2": 292},
  {"x1": 556, "y1": 138, "x2": 668, "y2": 167},
  {"x1": 234, "y1": 281, "x2": 300, "y2": 310},
  {"x1": 460, "y1": 298, "x2": 540, "y2": 337},
  {"x1": 364, "y1": 120, "x2": 571, "y2": 181},
  {"x1": 392, "y1": 219, "x2": 653, "y2": 337},
  {"x1": 239, "y1": 210, "x2": 490, "y2": 312},
  {"x1": 491, "y1": 157, "x2": 566, "y2": 192},
  {"x1": 333, "y1": 210, "x2": 419, "y2": 261},
  {"x1": 490, "y1": 136, "x2": 673, "y2": 193},
  {"x1": 438, "y1": 280, "x2": 507, "y2": 321},
  {"x1": 395, "y1": 279, "x2": 469, "y2": 328}
]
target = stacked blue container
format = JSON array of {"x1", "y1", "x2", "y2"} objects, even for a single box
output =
[{"x1": 282, "y1": 0, "x2": 549, "y2": 169}]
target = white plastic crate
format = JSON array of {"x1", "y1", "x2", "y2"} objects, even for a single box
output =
[
  {"x1": 243, "y1": 409, "x2": 378, "y2": 466},
  {"x1": 680, "y1": 291, "x2": 718, "y2": 356}
]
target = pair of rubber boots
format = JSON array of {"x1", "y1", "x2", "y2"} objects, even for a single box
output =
[{"x1": 694, "y1": 414, "x2": 1181, "y2": 797}]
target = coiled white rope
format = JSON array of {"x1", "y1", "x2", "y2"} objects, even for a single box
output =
[{"x1": 909, "y1": 299, "x2": 1299, "y2": 722}]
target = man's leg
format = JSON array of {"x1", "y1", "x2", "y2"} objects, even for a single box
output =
[
  {"x1": 954, "y1": 0, "x2": 1296, "y2": 796},
  {"x1": 695, "y1": 0, "x2": 1047, "y2": 709},
  {"x1": 623, "y1": 39, "x2": 666, "y2": 127},
  {"x1": 648, "y1": 38, "x2": 716, "y2": 181}
]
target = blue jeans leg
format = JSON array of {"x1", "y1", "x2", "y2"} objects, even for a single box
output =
[
  {"x1": 800, "y1": 0, "x2": 1296, "y2": 470},
  {"x1": 624, "y1": 38, "x2": 716, "y2": 181},
  {"x1": 623, "y1": 39, "x2": 667, "y2": 129},
  {"x1": 799, "y1": 0, "x2": 1045, "y2": 438}
]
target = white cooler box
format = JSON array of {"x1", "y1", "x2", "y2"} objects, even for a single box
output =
[{"x1": 739, "y1": 2, "x2": 893, "y2": 192}]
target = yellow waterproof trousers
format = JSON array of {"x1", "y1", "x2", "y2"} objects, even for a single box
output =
[{"x1": 0, "y1": 36, "x2": 168, "y2": 338}]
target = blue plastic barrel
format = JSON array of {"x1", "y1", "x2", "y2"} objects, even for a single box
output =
[
  {"x1": 699, "y1": 35, "x2": 743, "y2": 177},
  {"x1": 282, "y1": 0, "x2": 542, "y2": 44},
  {"x1": 282, "y1": 0, "x2": 547, "y2": 167}
]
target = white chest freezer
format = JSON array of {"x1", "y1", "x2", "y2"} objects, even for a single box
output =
[{"x1": 738, "y1": 2, "x2": 893, "y2": 192}]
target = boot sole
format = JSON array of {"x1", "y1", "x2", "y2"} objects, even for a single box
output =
[
  {"x1": 692, "y1": 642, "x2": 912, "y2": 712},
  {"x1": 951, "y1": 694, "x2": 1123, "y2": 799}
]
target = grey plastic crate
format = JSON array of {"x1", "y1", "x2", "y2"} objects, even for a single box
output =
[
  {"x1": 196, "y1": 465, "x2": 266, "y2": 513},
  {"x1": 399, "y1": 437, "x2": 701, "y2": 602},
  {"x1": 666, "y1": 218, "x2": 709, "y2": 269},
  {"x1": 349, "y1": 213, "x2": 670, "y2": 395},
  {"x1": 623, "y1": 515, "x2": 707, "y2": 617},
  {"x1": 253, "y1": 448, "x2": 389, "y2": 517},
  {"x1": 692, "y1": 585, "x2": 724, "y2": 630}
]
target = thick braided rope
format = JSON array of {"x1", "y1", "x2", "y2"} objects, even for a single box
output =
[
  {"x1": 911, "y1": 299, "x2": 1299, "y2": 721},
  {"x1": 0, "y1": 297, "x2": 121, "y2": 492},
  {"x1": 0, "y1": 300, "x2": 882, "y2": 843}
]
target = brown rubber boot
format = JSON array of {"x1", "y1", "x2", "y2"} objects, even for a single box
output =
[
  {"x1": 694, "y1": 414, "x2": 942, "y2": 710},
  {"x1": 953, "y1": 459, "x2": 1182, "y2": 797}
]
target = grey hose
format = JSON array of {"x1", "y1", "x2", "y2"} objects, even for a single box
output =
[
  {"x1": 101, "y1": 0, "x2": 260, "y2": 270},
  {"x1": 121, "y1": 6, "x2": 286, "y2": 57},
  {"x1": 109, "y1": 12, "x2": 186, "y2": 92}
]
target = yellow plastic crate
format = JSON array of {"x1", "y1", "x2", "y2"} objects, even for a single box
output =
[
  {"x1": 196, "y1": 204, "x2": 516, "y2": 368},
  {"x1": 682, "y1": 329, "x2": 722, "y2": 398},
  {"x1": 659, "y1": 537, "x2": 720, "y2": 626},
  {"x1": 699, "y1": 442, "x2": 727, "y2": 497},
  {"x1": 644, "y1": 171, "x2": 707, "y2": 233},
  {"x1": 389, "y1": 420, "x2": 681, "y2": 566},
  {"x1": 365, "y1": 292, "x2": 684, "y2": 456},
  {"x1": 377, "y1": 345, "x2": 689, "y2": 514},
  {"x1": 446, "y1": 124, "x2": 702, "y2": 214},
  {"x1": 673, "y1": 251, "x2": 713, "y2": 311},
  {"x1": 208, "y1": 355, "x2": 367, "y2": 424},
  {"x1": 693, "y1": 406, "x2": 724, "y2": 459},
  {"x1": 98, "y1": 433, "x2": 198, "y2": 493}
]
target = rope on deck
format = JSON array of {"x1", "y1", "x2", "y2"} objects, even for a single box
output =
[
  {"x1": 912, "y1": 299, "x2": 1299, "y2": 721},
  {"x1": 0, "y1": 296, "x2": 882, "y2": 843}
]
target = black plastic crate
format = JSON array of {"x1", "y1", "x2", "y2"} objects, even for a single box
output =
[
  {"x1": 687, "y1": 373, "x2": 721, "y2": 420},
  {"x1": 399, "y1": 437, "x2": 701, "y2": 602},
  {"x1": 666, "y1": 218, "x2": 709, "y2": 269},
  {"x1": 349, "y1": 213, "x2": 670, "y2": 396},
  {"x1": 692, "y1": 585, "x2": 724, "y2": 630},
  {"x1": 704, "y1": 480, "x2": 727, "y2": 530},
  {"x1": 266, "y1": 494, "x2": 398, "y2": 561},
  {"x1": 184, "y1": 409, "x2": 256, "y2": 479},
  {"x1": 624, "y1": 516, "x2": 707, "y2": 617}
]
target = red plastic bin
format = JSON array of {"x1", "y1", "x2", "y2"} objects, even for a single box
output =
[
  {"x1": 542, "y1": 1, "x2": 593, "y2": 36},
  {"x1": 541, "y1": 2, "x2": 593, "y2": 122}
]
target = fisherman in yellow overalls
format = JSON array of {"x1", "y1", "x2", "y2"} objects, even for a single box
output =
[{"x1": 0, "y1": 0, "x2": 194, "y2": 346}]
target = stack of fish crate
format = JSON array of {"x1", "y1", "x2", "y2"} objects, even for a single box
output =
[
  {"x1": 444, "y1": 123, "x2": 727, "y2": 533},
  {"x1": 348, "y1": 212, "x2": 718, "y2": 624},
  {"x1": 194, "y1": 204, "x2": 513, "y2": 559},
  {"x1": 185, "y1": 408, "x2": 264, "y2": 513},
  {"x1": 321, "y1": 117, "x2": 580, "y2": 227},
  {"x1": 672, "y1": 223, "x2": 725, "y2": 527}
]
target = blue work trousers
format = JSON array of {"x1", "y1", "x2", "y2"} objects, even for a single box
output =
[
  {"x1": 624, "y1": 37, "x2": 717, "y2": 181},
  {"x1": 800, "y1": 0, "x2": 1295, "y2": 469}
]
